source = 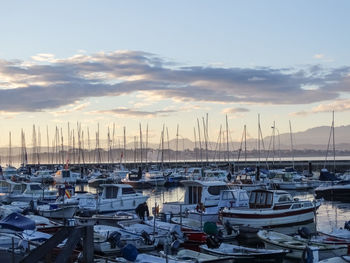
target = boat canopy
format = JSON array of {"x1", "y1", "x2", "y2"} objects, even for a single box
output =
[{"x1": 0, "y1": 212, "x2": 35, "y2": 231}]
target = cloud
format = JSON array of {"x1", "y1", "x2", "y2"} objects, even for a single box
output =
[
  {"x1": 91, "y1": 107, "x2": 176, "y2": 118},
  {"x1": 314, "y1": 54, "x2": 325, "y2": 59},
  {"x1": 222, "y1": 107, "x2": 250, "y2": 114},
  {"x1": 290, "y1": 99, "x2": 350, "y2": 116},
  {"x1": 50, "y1": 102, "x2": 90, "y2": 116},
  {"x1": 31, "y1": 53, "x2": 56, "y2": 62},
  {"x1": 0, "y1": 111, "x2": 19, "y2": 119},
  {"x1": 0, "y1": 50, "x2": 349, "y2": 112}
]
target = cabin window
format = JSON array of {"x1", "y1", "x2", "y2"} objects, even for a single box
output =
[
  {"x1": 188, "y1": 186, "x2": 202, "y2": 204},
  {"x1": 256, "y1": 192, "x2": 262, "y2": 204},
  {"x1": 266, "y1": 193, "x2": 273, "y2": 205},
  {"x1": 240, "y1": 192, "x2": 249, "y2": 201},
  {"x1": 222, "y1": 191, "x2": 235, "y2": 200},
  {"x1": 13, "y1": 185, "x2": 21, "y2": 192},
  {"x1": 62, "y1": 170, "x2": 70, "y2": 178},
  {"x1": 105, "y1": 187, "x2": 118, "y2": 199},
  {"x1": 122, "y1": 187, "x2": 135, "y2": 195},
  {"x1": 249, "y1": 191, "x2": 256, "y2": 204},
  {"x1": 258, "y1": 192, "x2": 266, "y2": 204},
  {"x1": 291, "y1": 203, "x2": 302, "y2": 209},
  {"x1": 278, "y1": 195, "x2": 292, "y2": 202},
  {"x1": 208, "y1": 185, "x2": 226, "y2": 196},
  {"x1": 30, "y1": 185, "x2": 42, "y2": 191},
  {"x1": 303, "y1": 202, "x2": 312, "y2": 208}
]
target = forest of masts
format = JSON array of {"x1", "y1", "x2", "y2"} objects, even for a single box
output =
[{"x1": 1, "y1": 114, "x2": 307, "y2": 168}]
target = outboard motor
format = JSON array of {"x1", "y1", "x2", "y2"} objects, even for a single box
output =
[
  {"x1": 141, "y1": 230, "x2": 153, "y2": 245},
  {"x1": 224, "y1": 221, "x2": 233, "y2": 235},
  {"x1": 344, "y1": 221, "x2": 350, "y2": 231},
  {"x1": 298, "y1": 227, "x2": 312, "y2": 239},
  {"x1": 107, "y1": 231, "x2": 122, "y2": 249},
  {"x1": 170, "y1": 240, "x2": 180, "y2": 255},
  {"x1": 206, "y1": 235, "x2": 221, "y2": 249}
]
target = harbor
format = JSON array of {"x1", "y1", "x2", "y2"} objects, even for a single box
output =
[
  {"x1": 1, "y1": 1, "x2": 350, "y2": 262},
  {"x1": 0, "y1": 161, "x2": 350, "y2": 262}
]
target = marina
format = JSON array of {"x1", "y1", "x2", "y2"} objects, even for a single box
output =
[
  {"x1": 1, "y1": 1, "x2": 350, "y2": 262},
  {"x1": 0, "y1": 162, "x2": 349, "y2": 262}
]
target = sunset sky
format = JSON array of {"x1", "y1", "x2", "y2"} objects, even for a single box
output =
[{"x1": 0, "y1": 0, "x2": 349, "y2": 147}]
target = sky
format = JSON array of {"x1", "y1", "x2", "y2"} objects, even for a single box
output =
[{"x1": 0, "y1": 0, "x2": 350, "y2": 148}]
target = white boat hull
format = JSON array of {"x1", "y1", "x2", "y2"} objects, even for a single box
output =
[
  {"x1": 37, "y1": 206, "x2": 78, "y2": 219},
  {"x1": 221, "y1": 207, "x2": 316, "y2": 228}
]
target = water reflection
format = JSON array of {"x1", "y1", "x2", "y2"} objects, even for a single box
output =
[{"x1": 77, "y1": 184, "x2": 350, "y2": 235}]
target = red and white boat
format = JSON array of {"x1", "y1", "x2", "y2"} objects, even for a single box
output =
[{"x1": 220, "y1": 189, "x2": 320, "y2": 229}]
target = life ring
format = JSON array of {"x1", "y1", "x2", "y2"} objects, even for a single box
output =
[{"x1": 301, "y1": 246, "x2": 314, "y2": 263}]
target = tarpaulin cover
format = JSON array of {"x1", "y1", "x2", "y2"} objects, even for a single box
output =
[{"x1": 0, "y1": 212, "x2": 35, "y2": 231}]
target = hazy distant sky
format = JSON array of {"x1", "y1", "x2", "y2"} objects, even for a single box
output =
[{"x1": 0, "y1": 0, "x2": 349, "y2": 147}]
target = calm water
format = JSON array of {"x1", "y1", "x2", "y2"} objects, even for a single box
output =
[
  {"x1": 142, "y1": 187, "x2": 350, "y2": 234},
  {"x1": 77, "y1": 184, "x2": 350, "y2": 233},
  {"x1": 77, "y1": 184, "x2": 349, "y2": 261}
]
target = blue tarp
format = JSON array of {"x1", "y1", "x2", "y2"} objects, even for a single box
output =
[{"x1": 0, "y1": 212, "x2": 35, "y2": 231}]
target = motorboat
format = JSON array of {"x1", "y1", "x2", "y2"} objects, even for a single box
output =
[
  {"x1": 117, "y1": 249, "x2": 233, "y2": 263},
  {"x1": 119, "y1": 221, "x2": 184, "y2": 247},
  {"x1": 162, "y1": 180, "x2": 229, "y2": 215},
  {"x1": 270, "y1": 167, "x2": 311, "y2": 190},
  {"x1": 319, "y1": 256, "x2": 350, "y2": 262},
  {"x1": 258, "y1": 229, "x2": 348, "y2": 260},
  {"x1": 170, "y1": 217, "x2": 239, "y2": 242},
  {"x1": 8, "y1": 182, "x2": 57, "y2": 202},
  {"x1": 2, "y1": 165, "x2": 18, "y2": 180},
  {"x1": 122, "y1": 170, "x2": 166, "y2": 188},
  {"x1": 200, "y1": 242, "x2": 288, "y2": 262},
  {"x1": 29, "y1": 169, "x2": 54, "y2": 183},
  {"x1": 315, "y1": 180, "x2": 350, "y2": 202},
  {"x1": 220, "y1": 189, "x2": 320, "y2": 229},
  {"x1": 0, "y1": 180, "x2": 22, "y2": 202},
  {"x1": 37, "y1": 203, "x2": 78, "y2": 219},
  {"x1": 186, "y1": 188, "x2": 249, "y2": 223},
  {"x1": 78, "y1": 184, "x2": 149, "y2": 214},
  {"x1": 54, "y1": 169, "x2": 81, "y2": 184},
  {"x1": 93, "y1": 224, "x2": 154, "y2": 254}
]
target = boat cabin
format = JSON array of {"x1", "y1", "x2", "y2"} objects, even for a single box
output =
[
  {"x1": 2, "y1": 166, "x2": 18, "y2": 180},
  {"x1": 218, "y1": 189, "x2": 249, "y2": 208},
  {"x1": 0, "y1": 180, "x2": 22, "y2": 202},
  {"x1": 182, "y1": 180, "x2": 228, "y2": 206},
  {"x1": 55, "y1": 169, "x2": 71, "y2": 178},
  {"x1": 248, "y1": 190, "x2": 294, "y2": 209},
  {"x1": 185, "y1": 167, "x2": 203, "y2": 179},
  {"x1": 100, "y1": 184, "x2": 137, "y2": 199}
]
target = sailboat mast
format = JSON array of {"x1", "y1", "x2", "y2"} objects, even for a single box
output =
[
  {"x1": 193, "y1": 127, "x2": 198, "y2": 164},
  {"x1": 8, "y1": 132, "x2": 12, "y2": 166},
  {"x1": 166, "y1": 127, "x2": 170, "y2": 164},
  {"x1": 175, "y1": 124, "x2": 179, "y2": 169},
  {"x1": 332, "y1": 111, "x2": 336, "y2": 173},
  {"x1": 218, "y1": 125, "x2": 222, "y2": 163},
  {"x1": 123, "y1": 126, "x2": 126, "y2": 165},
  {"x1": 161, "y1": 125, "x2": 165, "y2": 170},
  {"x1": 289, "y1": 120, "x2": 295, "y2": 169},
  {"x1": 197, "y1": 119, "x2": 203, "y2": 164},
  {"x1": 258, "y1": 114, "x2": 261, "y2": 166},
  {"x1": 244, "y1": 125, "x2": 247, "y2": 166},
  {"x1": 272, "y1": 121, "x2": 275, "y2": 167},
  {"x1": 226, "y1": 115, "x2": 229, "y2": 162},
  {"x1": 139, "y1": 123, "x2": 143, "y2": 169}
]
